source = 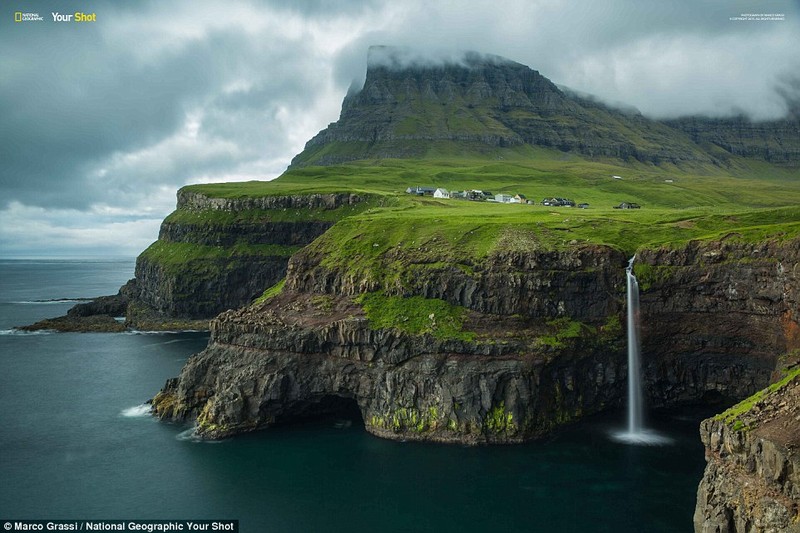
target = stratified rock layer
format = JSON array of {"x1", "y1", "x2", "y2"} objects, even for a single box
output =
[
  {"x1": 694, "y1": 368, "x2": 800, "y2": 532},
  {"x1": 152, "y1": 237, "x2": 800, "y2": 445},
  {"x1": 639, "y1": 239, "x2": 800, "y2": 406},
  {"x1": 128, "y1": 192, "x2": 365, "y2": 327},
  {"x1": 153, "y1": 290, "x2": 626, "y2": 443},
  {"x1": 666, "y1": 114, "x2": 800, "y2": 167}
]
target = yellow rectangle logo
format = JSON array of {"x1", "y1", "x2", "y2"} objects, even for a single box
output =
[{"x1": 15, "y1": 11, "x2": 22, "y2": 22}]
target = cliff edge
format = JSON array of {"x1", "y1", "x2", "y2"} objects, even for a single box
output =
[{"x1": 695, "y1": 362, "x2": 800, "y2": 532}]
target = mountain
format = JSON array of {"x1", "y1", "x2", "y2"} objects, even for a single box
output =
[
  {"x1": 664, "y1": 112, "x2": 800, "y2": 166},
  {"x1": 291, "y1": 46, "x2": 800, "y2": 169}
]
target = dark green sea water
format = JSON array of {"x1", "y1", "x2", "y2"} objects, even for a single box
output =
[{"x1": 0, "y1": 260, "x2": 710, "y2": 532}]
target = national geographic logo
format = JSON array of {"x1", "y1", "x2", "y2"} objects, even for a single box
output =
[
  {"x1": 14, "y1": 12, "x2": 44, "y2": 22},
  {"x1": 13, "y1": 11, "x2": 97, "y2": 23}
]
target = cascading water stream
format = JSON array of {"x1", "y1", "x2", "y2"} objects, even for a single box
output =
[
  {"x1": 611, "y1": 256, "x2": 672, "y2": 445},
  {"x1": 626, "y1": 255, "x2": 644, "y2": 434}
]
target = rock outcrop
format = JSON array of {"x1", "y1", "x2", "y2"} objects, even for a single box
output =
[
  {"x1": 152, "y1": 236, "x2": 800, "y2": 445},
  {"x1": 153, "y1": 288, "x2": 626, "y2": 443},
  {"x1": 19, "y1": 280, "x2": 135, "y2": 332},
  {"x1": 638, "y1": 238, "x2": 800, "y2": 407},
  {"x1": 126, "y1": 191, "x2": 367, "y2": 328},
  {"x1": 694, "y1": 364, "x2": 800, "y2": 532},
  {"x1": 665, "y1": 113, "x2": 800, "y2": 167}
]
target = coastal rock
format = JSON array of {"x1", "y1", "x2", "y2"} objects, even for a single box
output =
[
  {"x1": 18, "y1": 280, "x2": 134, "y2": 332},
  {"x1": 126, "y1": 192, "x2": 366, "y2": 327},
  {"x1": 19, "y1": 314, "x2": 127, "y2": 333},
  {"x1": 132, "y1": 252, "x2": 289, "y2": 319},
  {"x1": 638, "y1": 238, "x2": 800, "y2": 407},
  {"x1": 694, "y1": 366, "x2": 800, "y2": 532},
  {"x1": 152, "y1": 237, "x2": 800, "y2": 444},
  {"x1": 153, "y1": 290, "x2": 625, "y2": 443},
  {"x1": 66, "y1": 279, "x2": 134, "y2": 318}
]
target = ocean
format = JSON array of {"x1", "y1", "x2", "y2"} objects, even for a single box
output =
[{"x1": 0, "y1": 259, "x2": 711, "y2": 532}]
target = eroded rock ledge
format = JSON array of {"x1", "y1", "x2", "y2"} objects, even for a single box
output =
[
  {"x1": 694, "y1": 364, "x2": 800, "y2": 532},
  {"x1": 152, "y1": 290, "x2": 625, "y2": 444},
  {"x1": 151, "y1": 237, "x2": 800, "y2": 446}
]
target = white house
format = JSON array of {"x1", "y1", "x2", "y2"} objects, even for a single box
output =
[
  {"x1": 433, "y1": 188, "x2": 450, "y2": 199},
  {"x1": 493, "y1": 194, "x2": 514, "y2": 203}
]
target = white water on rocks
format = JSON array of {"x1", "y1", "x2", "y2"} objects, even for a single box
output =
[{"x1": 612, "y1": 256, "x2": 672, "y2": 445}]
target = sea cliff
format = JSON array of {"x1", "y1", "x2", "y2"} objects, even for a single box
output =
[
  {"x1": 128, "y1": 190, "x2": 368, "y2": 328},
  {"x1": 152, "y1": 235, "x2": 800, "y2": 445},
  {"x1": 694, "y1": 364, "x2": 800, "y2": 532}
]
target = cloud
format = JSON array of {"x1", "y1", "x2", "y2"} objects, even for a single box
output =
[
  {"x1": 0, "y1": 202, "x2": 163, "y2": 258},
  {"x1": 333, "y1": 0, "x2": 799, "y2": 119},
  {"x1": 1, "y1": 0, "x2": 798, "y2": 257}
]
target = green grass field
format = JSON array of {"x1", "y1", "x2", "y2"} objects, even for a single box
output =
[{"x1": 181, "y1": 149, "x2": 800, "y2": 261}]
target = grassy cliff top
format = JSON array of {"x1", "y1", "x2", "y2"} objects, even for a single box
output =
[
  {"x1": 715, "y1": 363, "x2": 800, "y2": 433},
  {"x1": 176, "y1": 149, "x2": 800, "y2": 257},
  {"x1": 185, "y1": 149, "x2": 798, "y2": 205}
]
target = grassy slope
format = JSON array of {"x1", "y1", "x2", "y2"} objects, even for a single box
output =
[
  {"x1": 186, "y1": 149, "x2": 800, "y2": 256},
  {"x1": 170, "y1": 150, "x2": 800, "y2": 308},
  {"x1": 138, "y1": 148, "x2": 800, "y2": 362},
  {"x1": 715, "y1": 364, "x2": 800, "y2": 432}
]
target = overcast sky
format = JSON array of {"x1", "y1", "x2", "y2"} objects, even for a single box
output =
[{"x1": 1, "y1": 0, "x2": 798, "y2": 258}]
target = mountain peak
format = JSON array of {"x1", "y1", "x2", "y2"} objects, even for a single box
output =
[{"x1": 289, "y1": 47, "x2": 789, "y2": 169}]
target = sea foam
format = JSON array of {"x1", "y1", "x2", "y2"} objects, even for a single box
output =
[
  {"x1": 610, "y1": 429, "x2": 673, "y2": 446},
  {"x1": 120, "y1": 404, "x2": 152, "y2": 418}
]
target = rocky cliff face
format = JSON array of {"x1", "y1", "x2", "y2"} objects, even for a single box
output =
[
  {"x1": 286, "y1": 243, "x2": 626, "y2": 321},
  {"x1": 132, "y1": 253, "x2": 289, "y2": 320},
  {"x1": 127, "y1": 191, "x2": 365, "y2": 327},
  {"x1": 175, "y1": 190, "x2": 364, "y2": 211},
  {"x1": 694, "y1": 365, "x2": 800, "y2": 532},
  {"x1": 638, "y1": 238, "x2": 800, "y2": 407},
  {"x1": 152, "y1": 236, "x2": 800, "y2": 444},
  {"x1": 153, "y1": 288, "x2": 627, "y2": 444},
  {"x1": 665, "y1": 114, "x2": 800, "y2": 167},
  {"x1": 290, "y1": 47, "x2": 713, "y2": 167}
]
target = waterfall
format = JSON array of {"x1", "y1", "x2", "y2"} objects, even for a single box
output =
[
  {"x1": 611, "y1": 256, "x2": 671, "y2": 445},
  {"x1": 626, "y1": 256, "x2": 644, "y2": 434}
]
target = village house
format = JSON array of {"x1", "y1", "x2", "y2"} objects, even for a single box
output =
[
  {"x1": 541, "y1": 197, "x2": 575, "y2": 207},
  {"x1": 433, "y1": 188, "x2": 450, "y2": 199},
  {"x1": 614, "y1": 202, "x2": 641, "y2": 209},
  {"x1": 512, "y1": 194, "x2": 527, "y2": 204},
  {"x1": 493, "y1": 193, "x2": 514, "y2": 203},
  {"x1": 465, "y1": 190, "x2": 492, "y2": 201},
  {"x1": 405, "y1": 186, "x2": 436, "y2": 196}
]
